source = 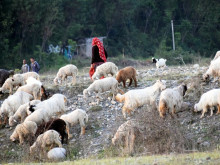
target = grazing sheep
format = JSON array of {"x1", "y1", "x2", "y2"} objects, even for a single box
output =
[
  {"x1": 116, "y1": 80, "x2": 166, "y2": 118},
  {"x1": 203, "y1": 57, "x2": 220, "y2": 82},
  {"x1": 10, "y1": 121, "x2": 37, "y2": 144},
  {"x1": 26, "y1": 77, "x2": 49, "y2": 100},
  {"x1": 24, "y1": 94, "x2": 67, "y2": 125},
  {"x1": 30, "y1": 130, "x2": 62, "y2": 154},
  {"x1": 0, "y1": 77, "x2": 23, "y2": 95},
  {"x1": 112, "y1": 120, "x2": 139, "y2": 154},
  {"x1": 159, "y1": 84, "x2": 187, "y2": 118},
  {"x1": 194, "y1": 89, "x2": 220, "y2": 118},
  {"x1": 47, "y1": 147, "x2": 66, "y2": 160},
  {"x1": 116, "y1": 66, "x2": 137, "y2": 88},
  {"x1": 22, "y1": 72, "x2": 40, "y2": 81},
  {"x1": 9, "y1": 100, "x2": 41, "y2": 127},
  {"x1": 0, "y1": 91, "x2": 33, "y2": 125},
  {"x1": 152, "y1": 57, "x2": 167, "y2": 69},
  {"x1": 60, "y1": 109, "x2": 88, "y2": 137},
  {"x1": 17, "y1": 83, "x2": 42, "y2": 100},
  {"x1": 92, "y1": 62, "x2": 118, "y2": 80},
  {"x1": 83, "y1": 77, "x2": 119, "y2": 100},
  {"x1": 54, "y1": 64, "x2": 78, "y2": 86},
  {"x1": 35, "y1": 118, "x2": 68, "y2": 144},
  {"x1": 0, "y1": 69, "x2": 14, "y2": 87}
]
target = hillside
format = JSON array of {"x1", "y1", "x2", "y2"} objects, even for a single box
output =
[{"x1": 1, "y1": 62, "x2": 220, "y2": 163}]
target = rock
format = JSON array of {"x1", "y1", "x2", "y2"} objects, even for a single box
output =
[
  {"x1": 201, "y1": 141, "x2": 210, "y2": 147},
  {"x1": 47, "y1": 147, "x2": 66, "y2": 160}
]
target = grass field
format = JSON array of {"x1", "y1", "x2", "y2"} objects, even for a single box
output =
[{"x1": 5, "y1": 150, "x2": 220, "y2": 165}]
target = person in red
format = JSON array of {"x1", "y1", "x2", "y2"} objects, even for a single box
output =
[{"x1": 89, "y1": 37, "x2": 108, "y2": 80}]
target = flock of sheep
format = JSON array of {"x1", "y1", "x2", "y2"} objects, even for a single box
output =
[{"x1": 0, "y1": 51, "x2": 220, "y2": 159}]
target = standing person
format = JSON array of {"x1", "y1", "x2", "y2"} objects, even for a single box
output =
[
  {"x1": 89, "y1": 37, "x2": 108, "y2": 80},
  {"x1": 30, "y1": 57, "x2": 40, "y2": 73},
  {"x1": 21, "y1": 59, "x2": 30, "y2": 73}
]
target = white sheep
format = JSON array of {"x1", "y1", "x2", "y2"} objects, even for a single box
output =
[
  {"x1": 92, "y1": 62, "x2": 118, "y2": 80},
  {"x1": 83, "y1": 77, "x2": 119, "y2": 100},
  {"x1": 54, "y1": 64, "x2": 78, "y2": 86},
  {"x1": 194, "y1": 89, "x2": 220, "y2": 118},
  {"x1": 17, "y1": 83, "x2": 42, "y2": 100},
  {"x1": 212, "y1": 50, "x2": 220, "y2": 61},
  {"x1": 24, "y1": 94, "x2": 67, "y2": 125},
  {"x1": 0, "y1": 77, "x2": 23, "y2": 95},
  {"x1": 203, "y1": 57, "x2": 220, "y2": 81},
  {"x1": 60, "y1": 109, "x2": 88, "y2": 137},
  {"x1": 152, "y1": 57, "x2": 167, "y2": 69},
  {"x1": 158, "y1": 84, "x2": 187, "y2": 118},
  {"x1": 115, "y1": 80, "x2": 166, "y2": 118},
  {"x1": 10, "y1": 121, "x2": 37, "y2": 144},
  {"x1": 9, "y1": 100, "x2": 41, "y2": 127},
  {"x1": 12, "y1": 72, "x2": 40, "y2": 87},
  {"x1": 47, "y1": 147, "x2": 66, "y2": 160},
  {"x1": 30, "y1": 130, "x2": 62, "y2": 154},
  {"x1": 26, "y1": 77, "x2": 42, "y2": 86},
  {"x1": 0, "y1": 91, "x2": 33, "y2": 125}
]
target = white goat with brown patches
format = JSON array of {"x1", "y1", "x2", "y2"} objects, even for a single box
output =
[
  {"x1": 194, "y1": 89, "x2": 220, "y2": 118},
  {"x1": 116, "y1": 80, "x2": 166, "y2": 118},
  {"x1": 159, "y1": 84, "x2": 187, "y2": 118}
]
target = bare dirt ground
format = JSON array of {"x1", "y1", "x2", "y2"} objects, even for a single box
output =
[{"x1": 1, "y1": 61, "x2": 220, "y2": 163}]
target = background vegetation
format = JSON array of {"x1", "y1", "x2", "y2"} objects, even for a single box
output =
[{"x1": 0, "y1": 0, "x2": 219, "y2": 70}]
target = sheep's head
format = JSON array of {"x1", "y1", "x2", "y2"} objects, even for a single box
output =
[
  {"x1": 92, "y1": 72, "x2": 99, "y2": 81},
  {"x1": 152, "y1": 57, "x2": 157, "y2": 63},
  {"x1": 203, "y1": 73, "x2": 210, "y2": 82},
  {"x1": 156, "y1": 80, "x2": 166, "y2": 90},
  {"x1": 9, "y1": 116, "x2": 17, "y2": 127},
  {"x1": 53, "y1": 77, "x2": 59, "y2": 85},
  {"x1": 194, "y1": 104, "x2": 201, "y2": 112}
]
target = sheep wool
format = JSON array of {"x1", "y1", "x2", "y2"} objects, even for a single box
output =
[
  {"x1": 17, "y1": 83, "x2": 42, "y2": 100},
  {"x1": 92, "y1": 62, "x2": 118, "y2": 80},
  {"x1": 60, "y1": 109, "x2": 88, "y2": 137}
]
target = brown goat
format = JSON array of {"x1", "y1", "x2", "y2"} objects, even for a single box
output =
[{"x1": 116, "y1": 66, "x2": 137, "y2": 88}]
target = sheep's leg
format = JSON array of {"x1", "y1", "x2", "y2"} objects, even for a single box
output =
[
  {"x1": 122, "y1": 107, "x2": 127, "y2": 118},
  {"x1": 133, "y1": 77, "x2": 137, "y2": 87},
  {"x1": 217, "y1": 105, "x2": 220, "y2": 114},
  {"x1": 128, "y1": 78, "x2": 133, "y2": 86},
  {"x1": 55, "y1": 139, "x2": 62, "y2": 148},
  {"x1": 123, "y1": 81, "x2": 126, "y2": 88},
  {"x1": 129, "y1": 133, "x2": 135, "y2": 154},
  {"x1": 200, "y1": 107, "x2": 208, "y2": 118},
  {"x1": 18, "y1": 133, "x2": 24, "y2": 145},
  {"x1": 66, "y1": 123, "x2": 72, "y2": 139},
  {"x1": 125, "y1": 134, "x2": 129, "y2": 154},
  {"x1": 210, "y1": 107, "x2": 214, "y2": 116},
  {"x1": 81, "y1": 126, "x2": 86, "y2": 136},
  {"x1": 72, "y1": 75, "x2": 76, "y2": 85}
]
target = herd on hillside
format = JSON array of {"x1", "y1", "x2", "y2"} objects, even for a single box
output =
[{"x1": 0, "y1": 50, "x2": 220, "y2": 159}]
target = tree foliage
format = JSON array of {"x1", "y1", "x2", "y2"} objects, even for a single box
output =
[{"x1": 0, "y1": 0, "x2": 219, "y2": 69}]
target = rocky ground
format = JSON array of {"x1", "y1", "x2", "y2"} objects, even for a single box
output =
[{"x1": 1, "y1": 62, "x2": 220, "y2": 163}]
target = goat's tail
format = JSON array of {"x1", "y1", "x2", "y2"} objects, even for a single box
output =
[
  {"x1": 115, "y1": 93, "x2": 125, "y2": 103},
  {"x1": 159, "y1": 99, "x2": 167, "y2": 118}
]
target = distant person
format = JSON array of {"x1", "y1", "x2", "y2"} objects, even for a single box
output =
[
  {"x1": 89, "y1": 37, "x2": 108, "y2": 79},
  {"x1": 30, "y1": 57, "x2": 40, "y2": 73},
  {"x1": 21, "y1": 59, "x2": 29, "y2": 73}
]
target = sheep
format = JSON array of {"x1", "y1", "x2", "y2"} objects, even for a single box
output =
[
  {"x1": 12, "y1": 72, "x2": 40, "y2": 87},
  {"x1": 9, "y1": 100, "x2": 41, "y2": 127},
  {"x1": 17, "y1": 83, "x2": 42, "y2": 100},
  {"x1": 47, "y1": 147, "x2": 66, "y2": 160},
  {"x1": 0, "y1": 91, "x2": 33, "y2": 125},
  {"x1": 112, "y1": 120, "x2": 140, "y2": 154},
  {"x1": 60, "y1": 109, "x2": 88, "y2": 137},
  {"x1": 203, "y1": 57, "x2": 220, "y2": 82},
  {"x1": 152, "y1": 57, "x2": 167, "y2": 69},
  {"x1": 116, "y1": 66, "x2": 137, "y2": 88},
  {"x1": 115, "y1": 80, "x2": 166, "y2": 118},
  {"x1": 26, "y1": 77, "x2": 49, "y2": 100},
  {"x1": 159, "y1": 84, "x2": 187, "y2": 118},
  {"x1": 30, "y1": 130, "x2": 62, "y2": 155},
  {"x1": 0, "y1": 77, "x2": 23, "y2": 95},
  {"x1": 54, "y1": 64, "x2": 78, "y2": 86},
  {"x1": 24, "y1": 94, "x2": 67, "y2": 125},
  {"x1": 0, "y1": 69, "x2": 14, "y2": 87},
  {"x1": 10, "y1": 121, "x2": 37, "y2": 144},
  {"x1": 35, "y1": 118, "x2": 68, "y2": 144},
  {"x1": 83, "y1": 77, "x2": 119, "y2": 100},
  {"x1": 92, "y1": 62, "x2": 118, "y2": 80},
  {"x1": 194, "y1": 89, "x2": 220, "y2": 118}
]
